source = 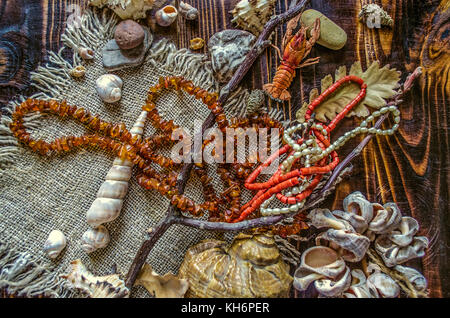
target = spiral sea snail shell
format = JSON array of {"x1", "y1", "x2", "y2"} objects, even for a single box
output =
[
  {"x1": 81, "y1": 225, "x2": 110, "y2": 253},
  {"x1": 43, "y1": 230, "x2": 67, "y2": 259},
  {"x1": 95, "y1": 74, "x2": 123, "y2": 103},
  {"x1": 155, "y1": 5, "x2": 178, "y2": 27}
]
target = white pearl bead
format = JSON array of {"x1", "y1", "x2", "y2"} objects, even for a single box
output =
[
  {"x1": 381, "y1": 107, "x2": 389, "y2": 114},
  {"x1": 367, "y1": 115, "x2": 374, "y2": 122},
  {"x1": 289, "y1": 205, "x2": 298, "y2": 212},
  {"x1": 372, "y1": 111, "x2": 381, "y2": 117},
  {"x1": 389, "y1": 105, "x2": 397, "y2": 112},
  {"x1": 392, "y1": 124, "x2": 399, "y2": 130}
]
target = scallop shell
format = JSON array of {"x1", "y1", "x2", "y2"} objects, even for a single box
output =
[
  {"x1": 69, "y1": 65, "x2": 86, "y2": 78},
  {"x1": 43, "y1": 230, "x2": 67, "y2": 259},
  {"x1": 61, "y1": 259, "x2": 129, "y2": 298},
  {"x1": 81, "y1": 225, "x2": 110, "y2": 253},
  {"x1": 230, "y1": 0, "x2": 276, "y2": 35},
  {"x1": 95, "y1": 74, "x2": 123, "y2": 103},
  {"x1": 89, "y1": 0, "x2": 155, "y2": 20},
  {"x1": 78, "y1": 47, "x2": 94, "y2": 60},
  {"x1": 366, "y1": 272, "x2": 400, "y2": 298},
  {"x1": 179, "y1": 1, "x2": 198, "y2": 20},
  {"x1": 155, "y1": 5, "x2": 178, "y2": 27},
  {"x1": 315, "y1": 229, "x2": 371, "y2": 262},
  {"x1": 178, "y1": 233, "x2": 293, "y2": 298}
]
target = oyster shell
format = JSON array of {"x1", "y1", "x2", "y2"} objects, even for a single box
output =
[
  {"x1": 178, "y1": 233, "x2": 293, "y2": 298},
  {"x1": 61, "y1": 259, "x2": 129, "y2": 298},
  {"x1": 230, "y1": 0, "x2": 276, "y2": 35}
]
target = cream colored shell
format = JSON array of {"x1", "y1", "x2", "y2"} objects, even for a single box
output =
[
  {"x1": 178, "y1": 233, "x2": 293, "y2": 298},
  {"x1": 61, "y1": 259, "x2": 129, "y2": 298},
  {"x1": 95, "y1": 74, "x2": 123, "y2": 103},
  {"x1": 81, "y1": 225, "x2": 110, "y2": 253},
  {"x1": 89, "y1": 0, "x2": 155, "y2": 20},
  {"x1": 155, "y1": 5, "x2": 178, "y2": 27},
  {"x1": 230, "y1": 0, "x2": 276, "y2": 35},
  {"x1": 43, "y1": 230, "x2": 67, "y2": 259},
  {"x1": 179, "y1": 2, "x2": 198, "y2": 20}
]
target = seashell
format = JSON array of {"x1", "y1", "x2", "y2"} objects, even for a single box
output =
[
  {"x1": 307, "y1": 208, "x2": 353, "y2": 231},
  {"x1": 343, "y1": 269, "x2": 376, "y2": 298},
  {"x1": 335, "y1": 191, "x2": 373, "y2": 233},
  {"x1": 69, "y1": 65, "x2": 86, "y2": 78},
  {"x1": 86, "y1": 110, "x2": 147, "y2": 229},
  {"x1": 136, "y1": 263, "x2": 189, "y2": 298},
  {"x1": 368, "y1": 202, "x2": 402, "y2": 234},
  {"x1": 81, "y1": 225, "x2": 110, "y2": 253},
  {"x1": 230, "y1": 0, "x2": 276, "y2": 35},
  {"x1": 155, "y1": 5, "x2": 178, "y2": 27},
  {"x1": 89, "y1": 0, "x2": 155, "y2": 20},
  {"x1": 366, "y1": 272, "x2": 400, "y2": 298},
  {"x1": 43, "y1": 230, "x2": 67, "y2": 259},
  {"x1": 179, "y1": 1, "x2": 198, "y2": 20},
  {"x1": 189, "y1": 38, "x2": 205, "y2": 50},
  {"x1": 246, "y1": 89, "x2": 265, "y2": 115},
  {"x1": 61, "y1": 259, "x2": 129, "y2": 298},
  {"x1": 315, "y1": 229, "x2": 371, "y2": 262},
  {"x1": 208, "y1": 29, "x2": 256, "y2": 83},
  {"x1": 387, "y1": 216, "x2": 419, "y2": 247},
  {"x1": 374, "y1": 235, "x2": 429, "y2": 267},
  {"x1": 358, "y1": 4, "x2": 393, "y2": 28},
  {"x1": 394, "y1": 265, "x2": 427, "y2": 292},
  {"x1": 95, "y1": 74, "x2": 123, "y2": 103},
  {"x1": 314, "y1": 266, "x2": 352, "y2": 297},
  {"x1": 178, "y1": 233, "x2": 293, "y2": 298},
  {"x1": 78, "y1": 47, "x2": 94, "y2": 60},
  {"x1": 293, "y1": 246, "x2": 346, "y2": 292}
]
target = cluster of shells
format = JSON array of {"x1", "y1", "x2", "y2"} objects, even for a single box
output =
[
  {"x1": 294, "y1": 191, "x2": 429, "y2": 297},
  {"x1": 230, "y1": 0, "x2": 276, "y2": 35}
]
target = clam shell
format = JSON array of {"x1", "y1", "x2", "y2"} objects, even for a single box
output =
[
  {"x1": 315, "y1": 229, "x2": 370, "y2": 262},
  {"x1": 43, "y1": 230, "x2": 67, "y2": 259},
  {"x1": 178, "y1": 233, "x2": 292, "y2": 298},
  {"x1": 95, "y1": 74, "x2": 123, "y2": 103},
  {"x1": 61, "y1": 259, "x2": 129, "y2": 298},
  {"x1": 81, "y1": 225, "x2": 110, "y2": 253}
]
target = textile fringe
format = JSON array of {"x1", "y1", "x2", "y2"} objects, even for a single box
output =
[
  {"x1": 0, "y1": 7, "x2": 250, "y2": 297},
  {"x1": 0, "y1": 242, "x2": 71, "y2": 298}
]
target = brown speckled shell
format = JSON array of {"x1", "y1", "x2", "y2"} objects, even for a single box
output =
[{"x1": 178, "y1": 233, "x2": 293, "y2": 298}]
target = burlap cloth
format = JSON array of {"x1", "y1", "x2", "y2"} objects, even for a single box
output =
[{"x1": 0, "y1": 9, "x2": 262, "y2": 297}]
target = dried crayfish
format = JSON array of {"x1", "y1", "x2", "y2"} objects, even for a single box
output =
[{"x1": 264, "y1": 16, "x2": 321, "y2": 101}]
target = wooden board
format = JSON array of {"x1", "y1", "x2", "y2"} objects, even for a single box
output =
[{"x1": 0, "y1": 0, "x2": 448, "y2": 297}]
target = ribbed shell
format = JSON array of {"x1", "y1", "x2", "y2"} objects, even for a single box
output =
[{"x1": 178, "y1": 233, "x2": 293, "y2": 298}]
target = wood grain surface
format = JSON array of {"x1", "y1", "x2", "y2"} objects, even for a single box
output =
[{"x1": 0, "y1": 0, "x2": 448, "y2": 297}]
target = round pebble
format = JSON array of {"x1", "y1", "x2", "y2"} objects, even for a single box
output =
[{"x1": 114, "y1": 20, "x2": 145, "y2": 50}]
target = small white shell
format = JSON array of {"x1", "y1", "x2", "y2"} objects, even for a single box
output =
[
  {"x1": 86, "y1": 197, "x2": 123, "y2": 227},
  {"x1": 307, "y1": 208, "x2": 353, "y2": 231},
  {"x1": 95, "y1": 74, "x2": 123, "y2": 103},
  {"x1": 394, "y1": 265, "x2": 427, "y2": 292},
  {"x1": 179, "y1": 1, "x2": 198, "y2": 20},
  {"x1": 155, "y1": 5, "x2": 178, "y2": 27},
  {"x1": 315, "y1": 229, "x2": 371, "y2": 262},
  {"x1": 43, "y1": 230, "x2": 67, "y2": 259},
  {"x1": 374, "y1": 235, "x2": 429, "y2": 267},
  {"x1": 314, "y1": 266, "x2": 352, "y2": 297},
  {"x1": 388, "y1": 216, "x2": 419, "y2": 247},
  {"x1": 366, "y1": 272, "x2": 400, "y2": 298},
  {"x1": 69, "y1": 65, "x2": 86, "y2": 78},
  {"x1": 368, "y1": 202, "x2": 402, "y2": 234},
  {"x1": 78, "y1": 47, "x2": 94, "y2": 60},
  {"x1": 81, "y1": 225, "x2": 111, "y2": 253}
]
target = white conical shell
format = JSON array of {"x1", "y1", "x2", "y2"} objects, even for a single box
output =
[
  {"x1": 314, "y1": 266, "x2": 352, "y2": 297},
  {"x1": 97, "y1": 180, "x2": 128, "y2": 199},
  {"x1": 43, "y1": 230, "x2": 67, "y2": 259},
  {"x1": 366, "y1": 272, "x2": 400, "y2": 298},
  {"x1": 368, "y1": 202, "x2": 402, "y2": 234},
  {"x1": 394, "y1": 265, "x2": 427, "y2": 292},
  {"x1": 81, "y1": 225, "x2": 110, "y2": 253},
  {"x1": 105, "y1": 165, "x2": 132, "y2": 181},
  {"x1": 315, "y1": 229, "x2": 371, "y2": 262},
  {"x1": 95, "y1": 74, "x2": 123, "y2": 103},
  {"x1": 155, "y1": 5, "x2": 178, "y2": 26},
  {"x1": 388, "y1": 216, "x2": 419, "y2": 247},
  {"x1": 307, "y1": 208, "x2": 353, "y2": 231},
  {"x1": 86, "y1": 198, "x2": 123, "y2": 227}
]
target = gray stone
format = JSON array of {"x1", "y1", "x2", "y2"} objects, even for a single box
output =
[
  {"x1": 208, "y1": 29, "x2": 256, "y2": 83},
  {"x1": 102, "y1": 27, "x2": 153, "y2": 71}
]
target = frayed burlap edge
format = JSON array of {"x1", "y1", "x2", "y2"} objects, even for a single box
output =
[{"x1": 0, "y1": 7, "x2": 253, "y2": 297}]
